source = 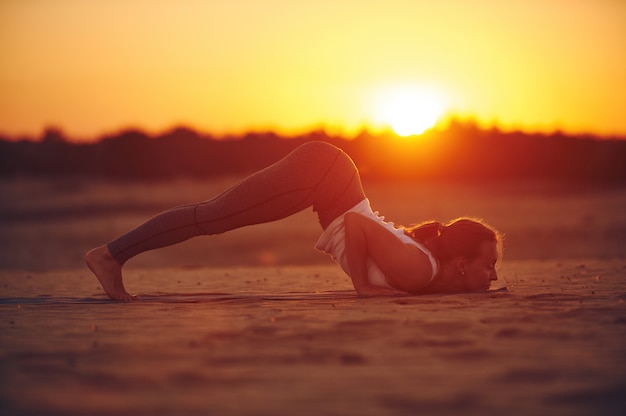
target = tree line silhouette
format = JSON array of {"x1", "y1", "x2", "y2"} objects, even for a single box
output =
[{"x1": 1, "y1": 121, "x2": 625, "y2": 184}]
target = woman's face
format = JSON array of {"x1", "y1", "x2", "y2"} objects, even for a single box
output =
[{"x1": 463, "y1": 240, "x2": 499, "y2": 291}]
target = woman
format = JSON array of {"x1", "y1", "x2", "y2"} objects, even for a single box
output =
[{"x1": 85, "y1": 141, "x2": 501, "y2": 300}]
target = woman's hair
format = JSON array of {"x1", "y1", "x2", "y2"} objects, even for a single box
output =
[{"x1": 405, "y1": 218, "x2": 502, "y2": 263}]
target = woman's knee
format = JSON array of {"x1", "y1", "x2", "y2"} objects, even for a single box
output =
[
  {"x1": 294, "y1": 141, "x2": 342, "y2": 161},
  {"x1": 295, "y1": 141, "x2": 360, "y2": 175}
]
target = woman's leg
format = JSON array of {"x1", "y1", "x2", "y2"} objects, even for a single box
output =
[{"x1": 86, "y1": 141, "x2": 365, "y2": 300}]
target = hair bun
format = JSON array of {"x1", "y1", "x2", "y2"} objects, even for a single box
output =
[{"x1": 406, "y1": 221, "x2": 446, "y2": 244}]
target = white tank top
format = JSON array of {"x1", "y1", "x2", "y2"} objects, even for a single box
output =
[{"x1": 315, "y1": 199, "x2": 438, "y2": 289}]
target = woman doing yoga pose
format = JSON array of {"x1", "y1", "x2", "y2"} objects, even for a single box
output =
[{"x1": 85, "y1": 141, "x2": 501, "y2": 300}]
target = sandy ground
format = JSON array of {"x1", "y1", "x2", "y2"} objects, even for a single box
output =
[
  {"x1": 1, "y1": 178, "x2": 626, "y2": 415},
  {"x1": 1, "y1": 260, "x2": 625, "y2": 416}
]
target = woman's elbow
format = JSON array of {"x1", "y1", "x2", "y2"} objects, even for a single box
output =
[{"x1": 386, "y1": 258, "x2": 434, "y2": 293}]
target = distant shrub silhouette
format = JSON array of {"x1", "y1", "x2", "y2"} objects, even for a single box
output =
[{"x1": 0, "y1": 123, "x2": 625, "y2": 184}]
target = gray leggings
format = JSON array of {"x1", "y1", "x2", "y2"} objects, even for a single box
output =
[{"x1": 108, "y1": 141, "x2": 366, "y2": 264}]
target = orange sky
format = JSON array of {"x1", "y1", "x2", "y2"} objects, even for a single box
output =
[{"x1": 1, "y1": 0, "x2": 625, "y2": 140}]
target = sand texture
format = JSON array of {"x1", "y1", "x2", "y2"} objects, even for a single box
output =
[{"x1": 1, "y1": 178, "x2": 626, "y2": 415}]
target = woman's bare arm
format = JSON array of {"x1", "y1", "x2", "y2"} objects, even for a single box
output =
[
  {"x1": 343, "y1": 213, "x2": 399, "y2": 295},
  {"x1": 343, "y1": 212, "x2": 434, "y2": 295}
]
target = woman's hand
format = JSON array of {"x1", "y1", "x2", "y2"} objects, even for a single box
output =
[{"x1": 354, "y1": 283, "x2": 408, "y2": 297}]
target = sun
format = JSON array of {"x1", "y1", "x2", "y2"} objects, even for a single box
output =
[{"x1": 375, "y1": 86, "x2": 447, "y2": 137}]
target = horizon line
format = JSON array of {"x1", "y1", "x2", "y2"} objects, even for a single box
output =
[{"x1": 1, "y1": 118, "x2": 626, "y2": 143}]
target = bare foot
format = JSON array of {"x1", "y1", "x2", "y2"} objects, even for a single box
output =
[{"x1": 85, "y1": 245, "x2": 137, "y2": 301}]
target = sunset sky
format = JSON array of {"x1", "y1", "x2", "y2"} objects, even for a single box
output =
[{"x1": 1, "y1": 0, "x2": 625, "y2": 140}]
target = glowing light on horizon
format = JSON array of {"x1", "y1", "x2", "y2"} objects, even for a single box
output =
[{"x1": 373, "y1": 85, "x2": 448, "y2": 137}]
